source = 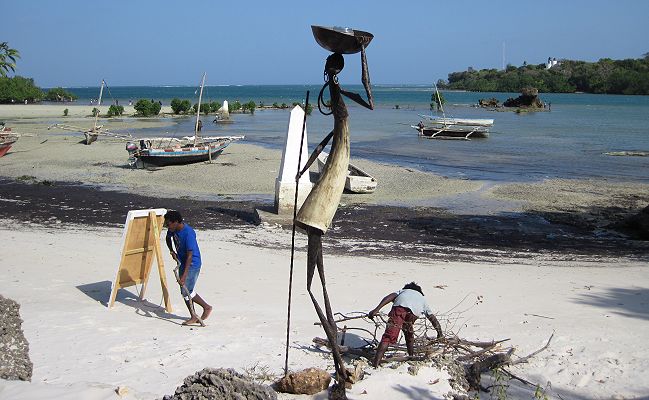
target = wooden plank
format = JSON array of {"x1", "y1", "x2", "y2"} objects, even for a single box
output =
[
  {"x1": 123, "y1": 246, "x2": 154, "y2": 256},
  {"x1": 149, "y1": 211, "x2": 172, "y2": 312}
]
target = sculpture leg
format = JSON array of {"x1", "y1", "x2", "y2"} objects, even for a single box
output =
[{"x1": 306, "y1": 229, "x2": 348, "y2": 399}]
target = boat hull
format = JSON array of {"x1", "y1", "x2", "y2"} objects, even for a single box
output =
[
  {"x1": 135, "y1": 142, "x2": 229, "y2": 167},
  {"x1": 418, "y1": 126, "x2": 490, "y2": 139},
  {"x1": 0, "y1": 143, "x2": 13, "y2": 157},
  {"x1": 317, "y1": 152, "x2": 377, "y2": 194},
  {"x1": 345, "y1": 175, "x2": 377, "y2": 193}
]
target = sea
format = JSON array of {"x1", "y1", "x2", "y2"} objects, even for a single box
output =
[{"x1": 62, "y1": 85, "x2": 649, "y2": 184}]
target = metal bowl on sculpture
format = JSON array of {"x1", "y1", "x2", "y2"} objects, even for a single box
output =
[{"x1": 311, "y1": 25, "x2": 373, "y2": 54}]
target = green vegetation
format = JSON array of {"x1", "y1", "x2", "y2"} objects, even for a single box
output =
[
  {"x1": 91, "y1": 107, "x2": 99, "y2": 116},
  {"x1": 133, "y1": 99, "x2": 161, "y2": 116},
  {"x1": 107, "y1": 104, "x2": 124, "y2": 117},
  {"x1": 228, "y1": 100, "x2": 242, "y2": 113},
  {"x1": 439, "y1": 54, "x2": 649, "y2": 94},
  {"x1": 63, "y1": 108, "x2": 68, "y2": 116},
  {"x1": 209, "y1": 101, "x2": 221, "y2": 113},
  {"x1": 44, "y1": 87, "x2": 77, "y2": 102},
  {"x1": 241, "y1": 100, "x2": 256, "y2": 114},
  {"x1": 430, "y1": 90, "x2": 446, "y2": 111},
  {"x1": 0, "y1": 76, "x2": 44, "y2": 103},
  {"x1": 192, "y1": 102, "x2": 211, "y2": 115},
  {"x1": 170, "y1": 98, "x2": 192, "y2": 114},
  {"x1": 0, "y1": 42, "x2": 20, "y2": 78}
]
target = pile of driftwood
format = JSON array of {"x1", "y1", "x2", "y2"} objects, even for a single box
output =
[{"x1": 313, "y1": 312, "x2": 553, "y2": 393}]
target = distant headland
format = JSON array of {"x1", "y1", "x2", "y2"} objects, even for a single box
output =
[{"x1": 437, "y1": 54, "x2": 649, "y2": 95}]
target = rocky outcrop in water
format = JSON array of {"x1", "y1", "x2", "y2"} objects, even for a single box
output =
[
  {"x1": 164, "y1": 368, "x2": 277, "y2": 400},
  {"x1": 478, "y1": 98, "x2": 500, "y2": 108},
  {"x1": 0, "y1": 295, "x2": 33, "y2": 381},
  {"x1": 503, "y1": 87, "x2": 544, "y2": 108}
]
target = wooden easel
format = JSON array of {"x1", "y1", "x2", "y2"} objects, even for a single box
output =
[{"x1": 108, "y1": 208, "x2": 172, "y2": 312}]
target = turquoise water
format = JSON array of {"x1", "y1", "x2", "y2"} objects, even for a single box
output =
[{"x1": 62, "y1": 85, "x2": 649, "y2": 183}]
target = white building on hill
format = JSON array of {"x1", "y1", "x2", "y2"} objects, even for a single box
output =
[{"x1": 546, "y1": 57, "x2": 559, "y2": 69}]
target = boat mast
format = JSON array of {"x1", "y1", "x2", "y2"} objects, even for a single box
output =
[
  {"x1": 194, "y1": 73, "x2": 206, "y2": 146},
  {"x1": 433, "y1": 82, "x2": 446, "y2": 119},
  {"x1": 93, "y1": 80, "x2": 105, "y2": 132}
]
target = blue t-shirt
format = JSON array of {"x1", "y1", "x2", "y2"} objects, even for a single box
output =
[{"x1": 168, "y1": 223, "x2": 201, "y2": 270}]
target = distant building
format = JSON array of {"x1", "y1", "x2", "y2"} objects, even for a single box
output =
[{"x1": 546, "y1": 57, "x2": 559, "y2": 69}]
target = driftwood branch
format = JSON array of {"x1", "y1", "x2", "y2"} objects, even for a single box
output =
[
  {"x1": 510, "y1": 332, "x2": 554, "y2": 365},
  {"x1": 309, "y1": 310, "x2": 554, "y2": 395}
]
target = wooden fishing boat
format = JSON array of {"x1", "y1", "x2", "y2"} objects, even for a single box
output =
[
  {"x1": 412, "y1": 83, "x2": 494, "y2": 140},
  {"x1": 126, "y1": 73, "x2": 243, "y2": 168},
  {"x1": 0, "y1": 126, "x2": 19, "y2": 157},
  {"x1": 317, "y1": 152, "x2": 377, "y2": 194},
  {"x1": 129, "y1": 136, "x2": 242, "y2": 167},
  {"x1": 48, "y1": 80, "x2": 131, "y2": 144}
]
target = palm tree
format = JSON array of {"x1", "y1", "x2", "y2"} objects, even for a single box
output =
[{"x1": 0, "y1": 42, "x2": 20, "y2": 77}]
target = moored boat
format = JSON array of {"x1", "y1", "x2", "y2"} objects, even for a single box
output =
[
  {"x1": 317, "y1": 152, "x2": 377, "y2": 194},
  {"x1": 412, "y1": 83, "x2": 494, "y2": 140},
  {"x1": 126, "y1": 73, "x2": 243, "y2": 168},
  {"x1": 0, "y1": 126, "x2": 19, "y2": 157}
]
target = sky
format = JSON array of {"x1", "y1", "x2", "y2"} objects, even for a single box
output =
[{"x1": 2, "y1": 0, "x2": 648, "y2": 87}]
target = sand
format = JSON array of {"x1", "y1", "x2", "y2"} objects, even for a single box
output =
[
  {"x1": 0, "y1": 224, "x2": 648, "y2": 399},
  {"x1": 1, "y1": 105, "x2": 649, "y2": 399}
]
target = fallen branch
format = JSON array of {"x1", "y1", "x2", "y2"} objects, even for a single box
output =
[{"x1": 511, "y1": 332, "x2": 554, "y2": 365}]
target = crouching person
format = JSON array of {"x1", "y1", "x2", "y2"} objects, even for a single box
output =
[{"x1": 368, "y1": 282, "x2": 443, "y2": 367}]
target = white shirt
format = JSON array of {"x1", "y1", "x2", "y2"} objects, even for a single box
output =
[{"x1": 393, "y1": 289, "x2": 432, "y2": 317}]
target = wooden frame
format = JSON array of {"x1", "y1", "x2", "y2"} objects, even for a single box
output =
[{"x1": 108, "y1": 208, "x2": 172, "y2": 312}]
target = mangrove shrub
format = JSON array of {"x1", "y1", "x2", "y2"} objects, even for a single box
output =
[
  {"x1": 0, "y1": 76, "x2": 44, "y2": 103},
  {"x1": 45, "y1": 87, "x2": 77, "y2": 102},
  {"x1": 170, "y1": 98, "x2": 191, "y2": 114},
  {"x1": 134, "y1": 99, "x2": 161, "y2": 116},
  {"x1": 107, "y1": 104, "x2": 124, "y2": 117}
]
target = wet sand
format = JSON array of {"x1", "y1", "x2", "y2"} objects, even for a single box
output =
[{"x1": 1, "y1": 106, "x2": 648, "y2": 262}]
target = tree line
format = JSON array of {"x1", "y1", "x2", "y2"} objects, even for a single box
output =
[{"x1": 438, "y1": 54, "x2": 649, "y2": 95}]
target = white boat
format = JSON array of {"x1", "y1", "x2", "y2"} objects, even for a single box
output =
[
  {"x1": 412, "y1": 83, "x2": 494, "y2": 140},
  {"x1": 317, "y1": 152, "x2": 377, "y2": 194}
]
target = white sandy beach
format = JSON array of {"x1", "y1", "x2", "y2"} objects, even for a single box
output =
[{"x1": 0, "y1": 223, "x2": 648, "y2": 399}]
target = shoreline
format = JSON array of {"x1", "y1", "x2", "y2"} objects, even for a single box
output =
[{"x1": 1, "y1": 105, "x2": 648, "y2": 263}]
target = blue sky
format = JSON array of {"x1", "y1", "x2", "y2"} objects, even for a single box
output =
[{"x1": 2, "y1": 0, "x2": 648, "y2": 86}]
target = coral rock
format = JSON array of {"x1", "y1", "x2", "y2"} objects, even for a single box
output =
[
  {"x1": 275, "y1": 368, "x2": 331, "y2": 395},
  {"x1": 164, "y1": 368, "x2": 277, "y2": 400},
  {"x1": 0, "y1": 295, "x2": 33, "y2": 381}
]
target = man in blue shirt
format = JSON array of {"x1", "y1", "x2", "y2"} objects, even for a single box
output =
[
  {"x1": 164, "y1": 210, "x2": 212, "y2": 325},
  {"x1": 368, "y1": 282, "x2": 443, "y2": 367}
]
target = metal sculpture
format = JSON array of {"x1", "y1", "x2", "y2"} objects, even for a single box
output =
[{"x1": 295, "y1": 25, "x2": 374, "y2": 399}]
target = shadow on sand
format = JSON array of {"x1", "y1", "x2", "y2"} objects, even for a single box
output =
[
  {"x1": 76, "y1": 280, "x2": 186, "y2": 325},
  {"x1": 574, "y1": 286, "x2": 649, "y2": 321}
]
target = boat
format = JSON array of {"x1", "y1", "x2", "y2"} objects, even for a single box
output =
[
  {"x1": 126, "y1": 73, "x2": 243, "y2": 168},
  {"x1": 0, "y1": 126, "x2": 19, "y2": 157},
  {"x1": 411, "y1": 83, "x2": 494, "y2": 140},
  {"x1": 317, "y1": 151, "x2": 377, "y2": 194},
  {"x1": 48, "y1": 80, "x2": 131, "y2": 144},
  {"x1": 212, "y1": 101, "x2": 234, "y2": 124},
  {"x1": 127, "y1": 136, "x2": 242, "y2": 167}
]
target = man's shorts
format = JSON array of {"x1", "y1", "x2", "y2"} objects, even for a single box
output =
[
  {"x1": 380, "y1": 306, "x2": 417, "y2": 344},
  {"x1": 179, "y1": 266, "x2": 200, "y2": 299}
]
